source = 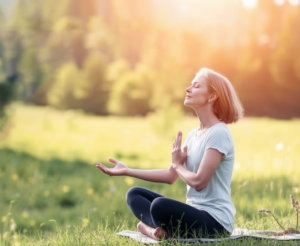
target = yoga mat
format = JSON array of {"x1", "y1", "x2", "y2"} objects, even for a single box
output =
[{"x1": 116, "y1": 228, "x2": 300, "y2": 244}]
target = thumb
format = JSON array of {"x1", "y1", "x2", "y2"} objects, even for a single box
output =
[
  {"x1": 183, "y1": 146, "x2": 188, "y2": 155},
  {"x1": 108, "y1": 158, "x2": 119, "y2": 165}
]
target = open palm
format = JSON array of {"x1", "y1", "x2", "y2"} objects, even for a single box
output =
[{"x1": 96, "y1": 158, "x2": 128, "y2": 176}]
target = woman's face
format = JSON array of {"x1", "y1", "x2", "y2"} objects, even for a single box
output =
[{"x1": 184, "y1": 73, "x2": 210, "y2": 109}]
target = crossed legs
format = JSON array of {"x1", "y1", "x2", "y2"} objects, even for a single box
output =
[{"x1": 126, "y1": 186, "x2": 228, "y2": 240}]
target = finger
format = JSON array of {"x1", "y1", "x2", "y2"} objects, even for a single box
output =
[
  {"x1": 175, "y1": 131, "x2": 181, "y2": 148},
  {"x1": 96, "y1": 162, "x2": 107, "y2": 167},
  {"x1": 96, "y1": 163, "x2": 106, "y2": 172},
  {"x1": 173, "y1": 134, "x2": 177, "y2": 146},
  {"x1": 96, "y1": 162, "x2": 105, "y2": 168},
  {"x1": 97, "y1": 163, "x2": 110, "y2": 174},
  {"x1": 174, "y1": 132, "x2": 179, "y2": 148},
  {"x1": 108, "y1": 158, "x2": 118, "y2": 165},
  {"x1": 177, "y1": 131, "x2": 182, "y2": 146},
  {"x1": 96, "y1": 165, "x2": 106, "y2": 173},
  {"x1": 96, "y1": 162, "x2": 103, "y2": 168},
  {"x1": 96, "y1": 165, "x2": 104, "y2": 172}
]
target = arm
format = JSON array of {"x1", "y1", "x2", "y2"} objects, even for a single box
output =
[
  {"x1": 172, "y1": 131, "x2": 222, "y2": 191},
  {"x1": 96, "y1": 158, "x2": 179, "y2": 184},
  {"x1": 127, "y1": 165, "x2": 179, "y2": 184},
  {"x1": 173, "y1": 149, "x2": 222, "y2": 191}
]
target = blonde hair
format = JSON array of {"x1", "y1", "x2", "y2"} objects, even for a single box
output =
[{"x1": 199, "y1": 68, "x2": 244, "y2": 124}]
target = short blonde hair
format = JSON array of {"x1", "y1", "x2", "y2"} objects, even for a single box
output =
[{"x1": 199, "y1": 68, "x2": 244, "y2": 124}]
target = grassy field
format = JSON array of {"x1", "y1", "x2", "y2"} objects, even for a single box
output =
[{"x1": 1, "y1": 103, "x2": 300, "y2": 245}]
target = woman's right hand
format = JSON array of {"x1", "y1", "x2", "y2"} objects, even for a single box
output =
[{"x1": 96, "y1": 158, "x2": 128, "y2": 176}]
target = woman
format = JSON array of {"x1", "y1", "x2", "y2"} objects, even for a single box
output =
[{"x1": 96, "y1": 68, "x2": 244, "y2": 240}]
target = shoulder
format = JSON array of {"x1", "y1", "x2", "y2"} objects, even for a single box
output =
[
  {"x1": 209, "y1": 123, "x2": 231, "y2": 135},
  {"x1": 207, "y1": 123, "x2": 233, "y2": 142},
  {"x1": 205, "y1": 123, "x2": 234, "y2": 157}
]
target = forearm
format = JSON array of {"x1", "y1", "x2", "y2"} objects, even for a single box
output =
[
  {"x1": 173, "y1": 165, "x2": 205, "y2": 191},
  {"x1": 127, "y1": 167, "x2": 178, "y2": 184}
]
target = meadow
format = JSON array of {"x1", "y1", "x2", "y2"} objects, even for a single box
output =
[{"x1": 0, "y1": 103, "x2": 300, "y2": 245}]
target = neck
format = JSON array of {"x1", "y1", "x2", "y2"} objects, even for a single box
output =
[{"x1": 194, "y1": 107, "x2": 221, "y2": 130}]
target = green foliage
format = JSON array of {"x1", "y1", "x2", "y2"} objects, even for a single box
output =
[
  {"x1": 75, "y1": 52, "x2": 109, "y2": 115},
  {"x1": 12, "y1": 0, "x2": 44, "y2": 31},
  {"x1": 106, "y1": 59, "x2": 131, "y2": 82},
  {"x1": 17, "y1": 48, "x2": 42, "y2": 99},
  {"x1": 0, "y1": 61, "x2": 17, "y2": 130},
  {"x1": 2, "y1": 0, "x2": 300, "y2": 118},
  {"x1": 86, "y1": 16, "x2": 116, "y2": 61},
  {"x1": 47, "y1": 62, "x2": 80, "y2": 109},
  {"x1": 53, "y1": 16, "x2": 83, "y2": 32},
  {"x1": 0, "y1": 5, "x2": 3, "y2": 28},
  {"x1": 147, "y1": 98, "x2": 184, "y2": 139},
  {"x1": 47, "y1": 53, "x2": 109, "y2": 114},
  {"x1": 108, "y1": 63, "x2": 155, "y2": 116}
]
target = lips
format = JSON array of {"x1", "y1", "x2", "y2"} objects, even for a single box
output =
[{"x1": 185, "y1": 95, "x2": 192, "y2": 98}]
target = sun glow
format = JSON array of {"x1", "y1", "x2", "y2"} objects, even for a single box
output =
[
  {"x1": 242, "y1": 0, "x2": 258, "y2": 8},
  {"x1": 274, "y1": 0, "x2": 285, "y2": 5},
  {"x1": 288, "y1": 0, "x2": 300, "y2": 5}
]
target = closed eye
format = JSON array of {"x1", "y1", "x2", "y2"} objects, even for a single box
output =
[{"x1": 192, "y1": 82, "x2": 200, "y2": 88}]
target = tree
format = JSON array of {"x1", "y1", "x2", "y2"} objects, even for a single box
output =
[
  {"x1": 270, "y1": 6, "x2": 300, "y2": 117},
  {"x1": 108, "y1": 63, "x2": 155, "y2": 116},
  {"x1": 0, "y1": 59, "x2": 17, "y2": 129},
  {"x1": 47, "y1": 62, "x2": 80, "y2": 109},
  {"x1": 17, "y1": 48, "x2": 42, "y2": 99},
  {"x1": 74, "y1": 52, "x2": 109, "y2": 115}
]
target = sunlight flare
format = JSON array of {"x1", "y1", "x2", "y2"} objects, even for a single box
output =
[
  {"x1": 274, "y1": 0, "x2": 285, "y2": 5},
  {"x1": 242, "y1": 0, "x2": 258, "y2": 8},
  {"x1": 288, "y1": 0, "x2": 300, "y2": 5},
  {"x1": 276, "y1": 142, "x2": 284, "y2": 151}
]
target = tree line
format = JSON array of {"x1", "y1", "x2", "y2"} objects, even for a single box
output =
[{"x1": 0, "y1": 0, "x2": 299, "y2": 118}]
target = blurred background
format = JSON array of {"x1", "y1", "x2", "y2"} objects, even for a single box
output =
[
  {"x1": 1, "y1": 0, "x2": 300, "y2": 244},
  {"x1": 0, "y1": 0, "x2": 300, "y2": 119}
]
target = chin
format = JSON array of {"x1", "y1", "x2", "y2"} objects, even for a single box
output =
[{"x1": 184, "y1": 101, "x2": 192, "y2": 107}]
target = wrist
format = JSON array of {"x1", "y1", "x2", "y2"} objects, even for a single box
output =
[
  {"x1": 172, "y1": 163, "x2": 181, "y2": 169},
  {"x1": 126, "y1": 168, "x2": 131, "y2": 176}
]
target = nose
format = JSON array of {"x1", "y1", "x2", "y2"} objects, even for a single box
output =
[{"x1": 186, "y1": 85, "x2": 191, "y2": 93}]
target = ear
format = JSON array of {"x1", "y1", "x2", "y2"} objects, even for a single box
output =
[{"x1": 209, "y1": 92, "x2": 218, "y2": 102}]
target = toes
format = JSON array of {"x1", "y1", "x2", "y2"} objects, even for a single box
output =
[{"x1": 137, "y1": 221, "x2": 143, "y2": 231}]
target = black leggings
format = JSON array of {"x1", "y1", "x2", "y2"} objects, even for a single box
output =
[{"x1": 126, "y1": 186, "x2": 229, "y2": 238}]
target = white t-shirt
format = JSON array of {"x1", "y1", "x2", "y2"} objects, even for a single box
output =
[{"x1": 183, "y1": 123, "x2": 236, "y2": 233}]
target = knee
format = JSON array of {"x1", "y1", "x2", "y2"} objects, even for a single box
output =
[
  {"x1": 125, "y1": 186, "x2": 141, "y2": 205},
  {"x1": 150, "y1": 197, "x2": 168, "y2": 215},
  {"x1": 150, "y1": 197, "x2": 170, "y2": 227}
]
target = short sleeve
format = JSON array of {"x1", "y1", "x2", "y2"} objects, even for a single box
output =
[{"x1": 205, "y1": 127, "x2": 233, "y2": 159}]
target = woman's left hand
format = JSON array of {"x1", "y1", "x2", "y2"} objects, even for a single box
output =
[{"x1": 172, "y1": 131, "x2": 188, "y2": 168}]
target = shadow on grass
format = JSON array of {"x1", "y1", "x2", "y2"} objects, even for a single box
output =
[{"x1": 0, "y1": 147, "x2": 298, "y2": 237}]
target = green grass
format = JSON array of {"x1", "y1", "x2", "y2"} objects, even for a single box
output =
[
  {"x1": 8, "y1": 223, "x2": 300, "y2": 246},
  {"x1": 1, "y1": 103, "x2": 300, "y2": 245}
]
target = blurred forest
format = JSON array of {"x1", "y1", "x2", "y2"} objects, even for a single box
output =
[{"x1": 0, "y1": 0, "x2": 300, "y2": 118}]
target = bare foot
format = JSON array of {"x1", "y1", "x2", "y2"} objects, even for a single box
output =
[
  {"x1": 153, "y1": 227, "x2": 168, "y2": 240},
  {"x1": 137, "y1": 222, "x2": 168, "y2": 241}
]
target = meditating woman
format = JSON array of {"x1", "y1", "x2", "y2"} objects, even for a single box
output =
[{"x1": 96, "y1": 68, "x2": 244, "y2": 240}]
